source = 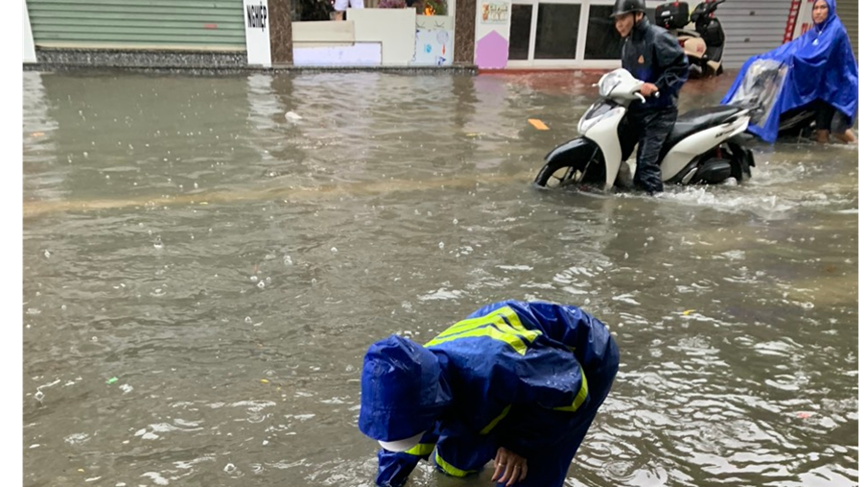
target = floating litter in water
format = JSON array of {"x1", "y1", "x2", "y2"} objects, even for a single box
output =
[
  {"x1": 527, "y1": 119, "x2": 549, "y2": 130},
  {"x1": 106, "y1": 377, "x2": 118, "y2": 385},
  {"x1": 260, "y1": 379, "x2": 270, "y2": 384},
  {"x1": 439, "y1": 242, "x2": 445, "y2": 249},
  {"x1": 682, "y1": 309, "x2": 696, "y2": 316},
  {"x1": 250, "y1": 275, "x2": 259, "y2": 283},
  {"x1": 797, "y1": 412, "x2": 814, "y2": 419},
  {"x1": 43, "y1": 250, "x2": 50, "y2": 259},
  {"x1": 283, "y1": 256, "x2": 293, "y2": 265},
  {"x1": 153, "y1": 238, "x2": 163, "y2": 250},
  {"x1": 285, "y1": 111, "x2": 302, "y2": 121}
]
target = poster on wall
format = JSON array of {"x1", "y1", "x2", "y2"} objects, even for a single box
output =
[
  {"x1": 482, "y1": 2, "x2": 509, "y2": 24},
  {"x1": 412, "y1": 28, "x2": 454, "y2": 66}
]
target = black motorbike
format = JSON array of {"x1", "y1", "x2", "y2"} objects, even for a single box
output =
[{"x1": 655, "y1": 0, "x2": 727, "y2": 78}]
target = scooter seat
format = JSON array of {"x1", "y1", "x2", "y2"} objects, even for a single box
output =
[{"x1": 668, "y1": 106, "x2": 744, "y2": 144}]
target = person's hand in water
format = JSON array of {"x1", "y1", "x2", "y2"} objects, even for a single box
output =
[{"x1": 491, "y1": 447, "x2": 527, "y2": 486}]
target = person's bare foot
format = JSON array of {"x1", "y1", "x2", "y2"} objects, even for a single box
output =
[
  {"x1": 834, "y1": 129, "x2": 857, "y2": 143},
  {"x1": 816, "y1": 129, "x2": 830, "y2": 144}
]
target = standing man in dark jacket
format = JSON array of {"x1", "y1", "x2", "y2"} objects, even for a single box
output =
[{"x1": 612, "y1": 0, "x2": 688, "y2": 194}]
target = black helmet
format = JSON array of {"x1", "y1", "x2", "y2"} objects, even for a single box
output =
[{"x1": 611, "y1": 0, "x2": 646, "y2": 17}]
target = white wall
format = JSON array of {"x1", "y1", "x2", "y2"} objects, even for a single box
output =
[
  {"x1": 348, "y1": 9, "x2": 416, "y2": 65},
  {"x1": 293, "y1": 43, "x2": 382, "y2": 65},
  {"x1": 23, "y1": 0, "x2": 37, "y2": 63},
  {"x1": 474, "y1": 1, "x2": 511, "y2": 68}
]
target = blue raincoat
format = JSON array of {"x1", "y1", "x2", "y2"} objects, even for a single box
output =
[
  {"x1": 721, "y1": 0, "x2": 858, "y2": 142},
  {"x1": 359, "y1": 300, "x2": 620, "y2": 487}
]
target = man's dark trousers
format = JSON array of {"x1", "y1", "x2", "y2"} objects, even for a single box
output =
[{"x1": 618, "y1": 106, "x2": 678, "y2": 194}]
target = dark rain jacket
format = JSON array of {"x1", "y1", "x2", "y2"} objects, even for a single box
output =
[{"x1": 621, "y1": 17, "x2": 689, "y2": 110}]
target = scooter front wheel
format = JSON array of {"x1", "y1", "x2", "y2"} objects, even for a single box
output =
[
  {"x1": 534, "y1": 151, "x2": 604, "y2": 189},
  {"x1": 535, "y1": 161, "x2": 583, "y2": 189}
]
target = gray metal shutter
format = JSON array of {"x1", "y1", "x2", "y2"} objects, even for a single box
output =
[
  {"x1": 713, "y1": 0, "x2": 791, "y2": 67},
  {"x1": 26, "y1": 0, "x2": 245, "y2": 50},
  {"x1": 837, "y1": 0, "x2": 857, "y2": 60}
]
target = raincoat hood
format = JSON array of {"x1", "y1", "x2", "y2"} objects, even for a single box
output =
[
  {"x1": 358, "y1": 335, "x2": 451, "y2": 443},
  {"x1": 813, "y1": 0, "x2": 836, "y2": 33}
]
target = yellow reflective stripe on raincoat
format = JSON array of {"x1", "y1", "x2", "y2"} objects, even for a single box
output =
[
  {"x1": 425, "y1": 306, "x2": 541, "y2": 355},
  {"x1": 404, "y1": 443, "x2": 435, "y2": 456},
  {"x1": 434, "y1": 448, "x2": 475, "y2": 477},
  {"x1": 480, "y1": 404, "x2": 511, "y2": 435},
  {"x1": 552, "y1": 367, "x2": 588, "y2": 412}
]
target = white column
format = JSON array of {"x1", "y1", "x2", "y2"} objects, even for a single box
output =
[
  {"x1": 243, "y1": 0, "x2": 272, "y2": 67},
  {"x1": 23, "y1": 0, "x2": 37, "y2": 63}
]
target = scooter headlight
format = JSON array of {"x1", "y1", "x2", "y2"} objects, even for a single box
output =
[
  {"x1": 598, "y1": 74, "x2": 620, "y2": 97},
  {"x1": 577, "y1": 102, "x2": 619, "y2": 136}
]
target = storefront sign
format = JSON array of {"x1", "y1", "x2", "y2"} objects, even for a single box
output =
[{"x1": 243, "y1": 0, "x2": 272, "y2": 66}]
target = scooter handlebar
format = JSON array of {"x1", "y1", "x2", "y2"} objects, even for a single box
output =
[{"x1": 633, "y1": 91, "x2": 661, "y2": 103}]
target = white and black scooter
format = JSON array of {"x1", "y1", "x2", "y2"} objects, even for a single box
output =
[{"x1": 534, "y1": 69, "x2": 755, "y2": 191}]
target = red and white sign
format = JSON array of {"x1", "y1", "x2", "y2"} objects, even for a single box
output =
[{"x1": 783, "y1": 0, "x2": 802, "y2": 42}]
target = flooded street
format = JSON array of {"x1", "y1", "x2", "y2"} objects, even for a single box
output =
[{"x1": 22, "y1": 71, "x2": 857, "y2": 487}]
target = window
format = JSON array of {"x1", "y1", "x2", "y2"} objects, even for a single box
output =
[
  {"x1": 509, "y1": 4, "x2": 534, "y2": 60},
  {"x1": 584, "y1": 5, "x2": 622, "y2": 60},
  {"x1": 534, "y1": 3, "x2": 582, "y2": 59}
]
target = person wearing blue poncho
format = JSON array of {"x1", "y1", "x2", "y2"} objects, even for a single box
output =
[
  {"x1": 358, "y1": 300, "x2": 620, "y2": 487},
  {"x1": 721, "y1": 0, "x2": 857, "y2": 144}
]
